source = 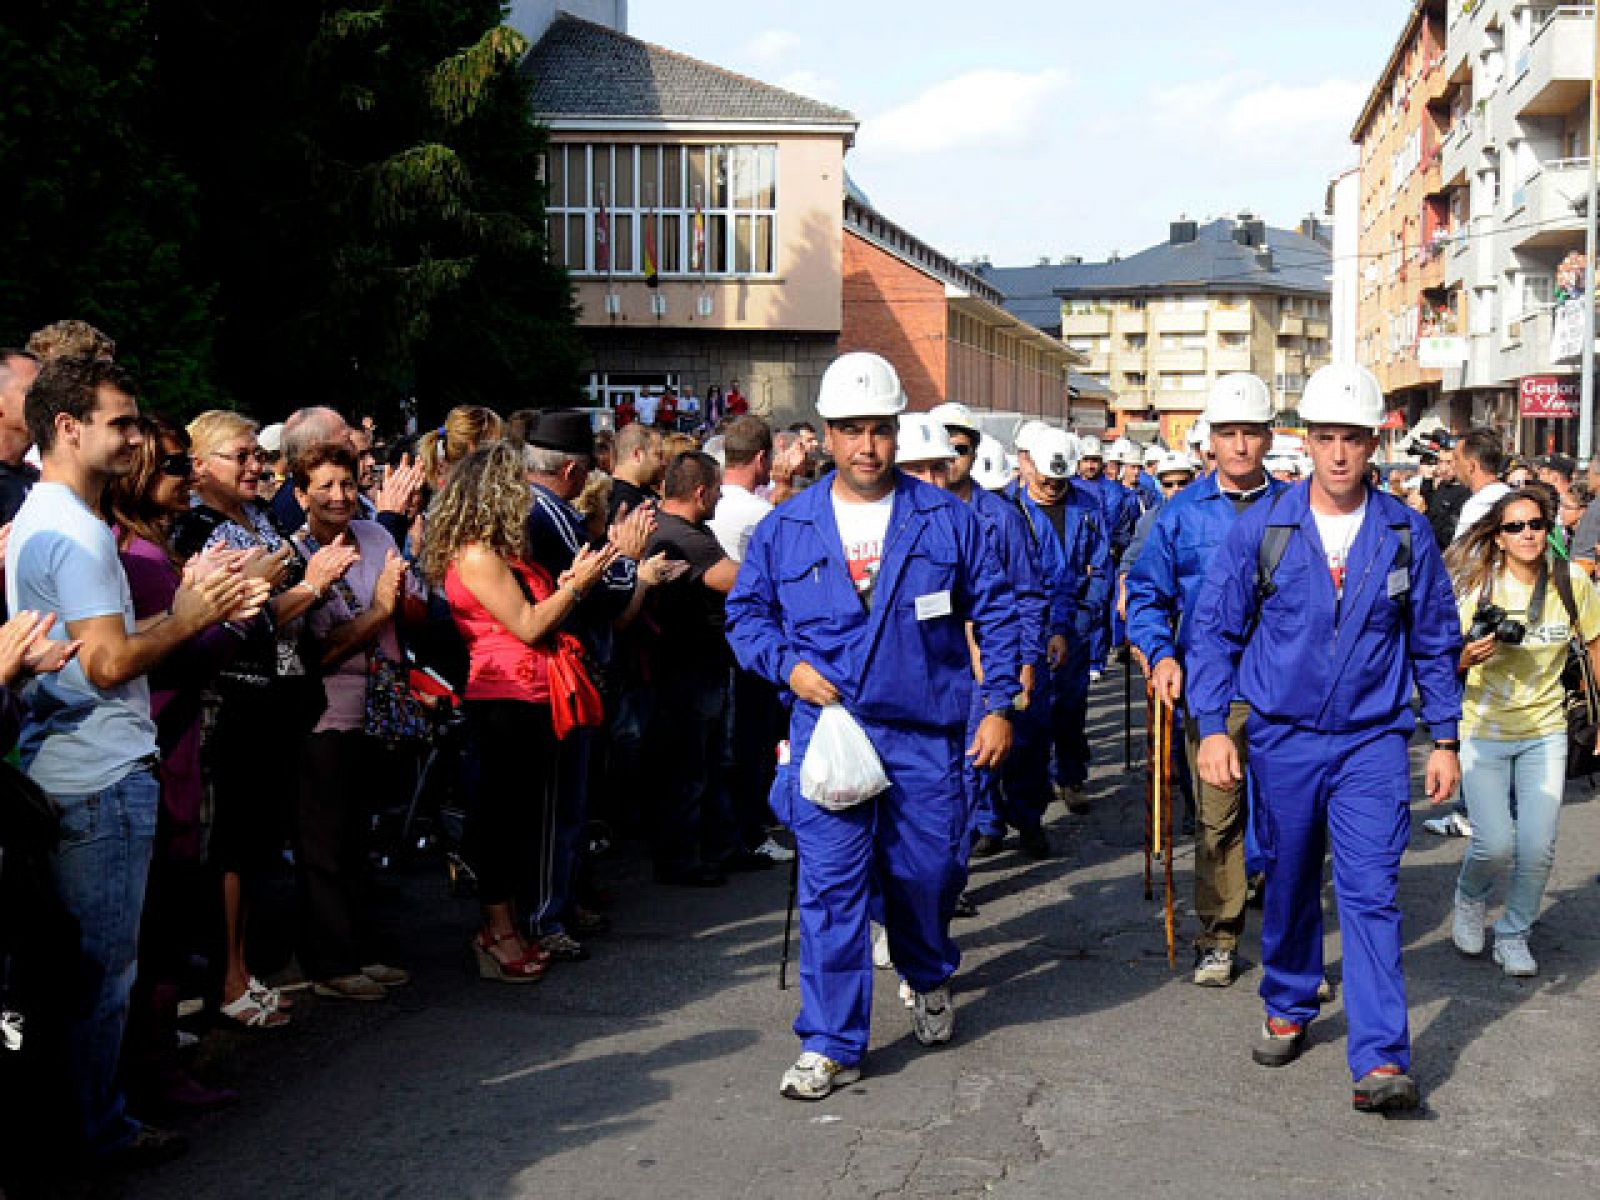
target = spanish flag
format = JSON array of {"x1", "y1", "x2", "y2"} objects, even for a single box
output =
[{"x1": 643, "y1": 210, "x2": 659, "y2": 288}]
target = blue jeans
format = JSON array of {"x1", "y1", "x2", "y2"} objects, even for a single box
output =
[
  {"x1": 1457, "y1": 732, "x2": 1567, "y2": 939},
  {"x1": 49, "y1": 767, "x2": 159, "y2": 1154}
]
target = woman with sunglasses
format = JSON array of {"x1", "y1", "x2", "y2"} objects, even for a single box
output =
[
  {"x1": 184, "y1": 410, "x2": 360, "y2": 1026},
  {"x1": 1445, "y1": 489, "x2": 1600, "y2": 975}
]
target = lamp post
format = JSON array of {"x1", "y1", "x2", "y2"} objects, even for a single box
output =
[{"x1": 1580, "y1": 3, "x2": 1600, "y2": 462}]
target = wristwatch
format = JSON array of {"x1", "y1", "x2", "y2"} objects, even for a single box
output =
[{"x1": 1433, "y1": 739, "x2": 1461, "y2": 752}]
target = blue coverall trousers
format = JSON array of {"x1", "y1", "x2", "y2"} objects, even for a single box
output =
[{"x1": 1249, "y1": 718, "x2": 1414, "y2": 1080}]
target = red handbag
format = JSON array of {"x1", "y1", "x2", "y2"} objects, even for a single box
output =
[{"x1": 544, "y1": 631, "x2": 603, "y2": 740}]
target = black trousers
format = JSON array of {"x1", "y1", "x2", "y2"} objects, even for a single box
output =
[
  {"x1": 294, "y1": 730, "x2": 381, "y2": 979},
  {"x1": 647, "y1": 669, "x2": 737, "y2": 873},
  {"x1": 463, "y1": 700, "x2": 557, "y2": 909}
]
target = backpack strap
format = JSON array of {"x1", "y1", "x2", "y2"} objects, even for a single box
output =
[
  {"x1": 1550, "y1": 554, "x2": 1582, "y2": 633},
  {"x1": 1254, "y1": 490, "x2": 1293, "y2": 601}
]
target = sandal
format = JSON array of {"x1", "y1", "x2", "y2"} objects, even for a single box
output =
[
  {"x1": 247, "y1": 975, "x2": 294, "y2": 1012},
  {"x1": 473, "y1": 930, "x2": 546, "y2": 984},
  {"x1": 218, "y1": 989, "x2": 291, "y2": 1029}
]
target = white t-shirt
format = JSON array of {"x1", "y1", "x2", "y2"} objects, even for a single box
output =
[
  {"x1": 1455, "y1": 481, "x2": 1510, "y2": 541},
  {"x1": 709, "y1": 481, "x2": 773, "y2": 563},
  {"x1": 635, "y1": 394, "x2": 661, "y2": 425},
  {"x1": 832, "y1": 492, "x2": 893, "y2": 608},
  {"x1": 6, "y1": 481, "x2": 157, "y2": 793},
  {"x1": 1312, "y1": 498, "x2": 1367, "y2": 597}
]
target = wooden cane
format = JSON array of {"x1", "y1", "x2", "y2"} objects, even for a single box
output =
[
  {"x1": 1161, "y1": 698, "x2": 1176, "y2": 968},
  {"x1": 1142, "y1": 684, "x2": 1155, "y2": 901}
]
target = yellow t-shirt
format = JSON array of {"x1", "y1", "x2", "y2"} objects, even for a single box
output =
[{"x1": 1458, "y1": 560, "x2": 1600, "y2": 740}]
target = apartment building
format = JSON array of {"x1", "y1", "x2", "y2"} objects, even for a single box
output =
[
  {"x1": 1437, "y1": 0, "x2": 1593, "y2": 452},
  {"x1": 1351, "y1": 0, "x2": 1458, "y2": 430},
  {"x1": 1044, "y1": 215, "x2": 1332, "y2": 446}
]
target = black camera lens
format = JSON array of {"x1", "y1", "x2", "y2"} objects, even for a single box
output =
[
  {"x1": 1495, "y1": 619, "x2": 1526, "y2": 645},
  {"x1": 1468, "y1": 603, "x2": 1506, "y2": 641}
]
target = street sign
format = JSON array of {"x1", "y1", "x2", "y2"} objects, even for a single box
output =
[
  {"x1": 1520, "y1": 375, "x2": 1580, "y2": 419},
  {"x1": 1418, "y1": 336, "x2": 1469, "y2": 367}
]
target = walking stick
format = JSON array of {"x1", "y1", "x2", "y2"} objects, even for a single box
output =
[
  {"x1": 1142, "y1": 684, "x2": 1155, "y2": 902},
  {"x1": 1124, "y1": 651, "x2": 1134, "y2": 770},
  {"x1": 1161, "y1": 697, "x2": 1176, "y2": 969},
  {"x1": 778, "y1": 851, "x2": 799, "y2": 990}
]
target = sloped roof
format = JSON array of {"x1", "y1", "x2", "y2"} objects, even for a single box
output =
[
  {"x1": 525, "y1": 15, "x2": 858, "y2": 128},
  {"x1": 1050, "y1": 218, "x2": 1331, "y2": 299},
  {"x1": 966, "y1": 262, "x2": 1107, "y2": 332}
]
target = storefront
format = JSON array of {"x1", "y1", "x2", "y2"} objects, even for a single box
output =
[{"x1": 1518, "y1": 375, "x2": 1580, "y2": 457}]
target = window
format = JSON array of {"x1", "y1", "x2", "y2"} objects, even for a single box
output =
[
  {"x1": 547, "y1": 142, "x2": 777, "y2": 278},
  {"x1": 1218, "y1": 332, "x2": 1248, "y2": 349},
  {"x1": 1124, "y1": 334, "x2": 1147, "y2": 351},
  {"x1": 1159, "y1": 332, "x2": 1205, "y2": 350},
  {"x1": 1518, "y1": 272, "x2": 1554, "y2": 314}
]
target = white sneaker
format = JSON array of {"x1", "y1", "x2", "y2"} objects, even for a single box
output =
[
  {"x1": 779, "y1": 1051, "x2": 860, "y2": 1100},
  {"x1": 1089, "y1": 669, "x2": 1104, "y2": 683},
  {"x1": 755, "y1": 836, "x2": 796, "y2": 864},
  {"x1": 871, "y1": 924, "x2": 893, "y2": 970},
  {"x1": 1192, "y1": 947, "x2": 1235, "y2": 987},
  {"x1": 1423, "y1": 811, "x2": 1473, "y2": 838},
  {"x1": 910, "y1": 984, "x2": 955, "y2": 1045},
  {"x1": 1492, "y1": 935, "x2": 1538, "y2": 977},
  {"x1": 1452, "y1": 895, "x2": 1487, "y2": 956},
  {"x1": 898, "y1": 978, "x2": 915, "y2": 1008}
]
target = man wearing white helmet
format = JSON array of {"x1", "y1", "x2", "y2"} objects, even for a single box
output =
[
  {"x1": 933, "y1": 403, "x2": 1056, "y2": 862},
  {"x1": 1125, "y1": 374, "x2": 1288, "y2": 989},
  {"x1": 727, "y1": 353, "x2": 1022, "y2": 1101},
  {"x1": 970, "y1": 434, "x2": 1013, "y2": 491},
  {"x1": 1185, "y1": 362, "x2": 1463, "y2": 1113},
  {"x1": 1076, "y1": 435, "x2": 1137, "y2": 681},
  {"x1": 1001, "y1": 426, "x2": 1111, "y2": 820}
]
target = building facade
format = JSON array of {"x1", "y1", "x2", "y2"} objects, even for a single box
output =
[
  {"x1": 1436, "y1": 0, "x2": 1593, "y2": 452},
  {"x1": 1351, "y1": 0, "x2": 1455, "y2": 433},
  {"x1": 1043, "y1": 215, "x2": 1332, "y2": 446}
]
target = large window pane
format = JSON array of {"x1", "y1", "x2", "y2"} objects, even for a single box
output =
[
  {"x1": 568, "y1": 145, "x2": 587, "y2": 207},
  {"x1": 615, "y1": 145, "x2": 635, "y2": 208},
  {"x1": 754, "y1": 215, "x2": 773, "y2": 273},
  {"x1": 734, "y1": 215, "x2": 753, "y2": 272},
  {"x1": 688, "y1": 146, "x2": 707, "y2": 210},
  {"x1": 711, "y1": 146, "x2": 728, "y2": 208},
  {"x1": 756, "y1": 146, "x2": 776, "y2": 208},
  {"x1": 662, "y1": 146, "x2": 683, "y2": 207},
  {"x1": 659, "y1": 214, "x2": 681, "y2": 273},
  {"x1": 731, "y1": 145, "x2": 756, "y2": 208},
  {"x1": 614, "y1": 213, "x2": 634, "y2": 272},
  {"x1": 548, "y1": 148, "x2": 566, "y2": 207},
  {"x1": 566, "y1": 214, "x2": 586, "y2": 271},
  {"x1": 591, "y1": 145, "x2": 609, "y2": 208},
  {"x1": 708, "y1": 214, "x2": 728, "y2": 273}
]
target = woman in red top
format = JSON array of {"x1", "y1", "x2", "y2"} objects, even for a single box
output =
[{"x1": 421, "y1": 442, "x2": 616, "y2": 981}]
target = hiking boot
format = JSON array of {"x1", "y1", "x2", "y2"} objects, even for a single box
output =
[
  {"x1": 1452, "y1": 894, "x2": 1487, "y2": 956},
  {"x1": 779, "y1": 1052, "x2": 861, "y2": 1101},
  {"x1": 1492, "y1": 934, "x2": 1538, "y2": 977},
  {"x1": 1018, "y1": 825, "x2": 1052, "y2": 860},
  {"x1": 1352, "y1": 1066, "x2": 1419, "y2": 1112},
  {"x1": 910, "y1": 984, "x2": 955, "y2": 1046},
  {"x1": 1062, "y1": 784, "x2": 1090, "y2": 815},
  {"x1": 1192, "y1": 947, "x2": 1235, "y2": 988},
  {"x1": 1252, "y1": 1016, "x2": 1306, "y2": 1067},
  {"x1": 970, "y1": 833, "x2": 1005, "y2": 858}
]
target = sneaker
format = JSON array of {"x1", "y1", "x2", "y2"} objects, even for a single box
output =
[
  {"x1": 1452, "y1": 895, "x2": 1487, "y2": 956},
  {"x1": 753, "y1": 836, "x2": 796, "y2": 864},
  {"x1": 1061, "y1": 784, "x2": 1091, "y2": 816},
  {"x1": 970, "y1": 833, "x2": 1005, "y2": 858},
  {"x1": 871, "y1": 925, "x2": 893, "y2": 970},
  {"x1": 312, "y1": 973, "x2": 387, "y2": 1001},
  {"x1": 1423, "y1": 811, "x2": 1473, "y2": 838},
  {"x1": 952, "y1": 893, "x2": 979, "y2": 919},
  {"x1": 910, "y1": 984, "x2": 955, "y2": 1046},
  {"x1": 361, "y1": 963, "x2": 410, "y2": 988},
  {"x1": 1352, "y1": 1065, "x2": 1419, "y2": 1112},
  {"x1": 1018, "y1": 825, "x2": 1052, "y2": 860},
  {"x1": 1192, "y1": 947, "x2": 1235, "y2": 988},
  {"x1": 1316, "y1": 976, "x2": 1336, "y2": 1003},
  {"x1": 1089, "y1": 669, "x2": 1104, "y2": 683},
  {"x1": 779, "y1": 1051, "x2": 861, "y2": 1101},
  {"x1": 1252, "y1": 1016, "x2": 1306, "y2": 1067},
  {"x1": 537, "y1": 932, "x2": 591, "y2": 962},
  {"x1": 898, "y1": 978, "x2": 915, "y2": 1008},
  {"x1": 1492, "y1": 934, "x2": 1538, "y2": 977}
]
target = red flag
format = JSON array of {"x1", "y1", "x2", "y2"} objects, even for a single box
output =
[
  {"x1": 643, "y1": 210, "x2": 659, "y2": 287},
  {"x1": 595, "y1": 199, "x2": 610, "y2": 273},
  {"x1": 691, "y1": 206, "x2": 705, "y2": 272}
]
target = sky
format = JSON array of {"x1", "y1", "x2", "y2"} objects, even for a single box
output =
[{"x1": 629, "y1": 0, "x2": 1412, "y2": 267}]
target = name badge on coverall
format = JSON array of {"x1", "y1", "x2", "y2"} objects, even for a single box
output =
[
  {"x1": 915, "y1": 591, "x2": 953, "y2": 621},
  {"x1": 1387, "y1": 569, "x2": 1409, "y2": 599}
]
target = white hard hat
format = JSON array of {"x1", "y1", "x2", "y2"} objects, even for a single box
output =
[
  {"x1": 1203, "y1": 373, "x2": 1273, "y2": 426},
  {"x1": 1143, "y1": 444, "x2": 1165, "y2": 467},
  {"x1": 1299, "y1": 363, "x2": 1385, "y2": 430},
  {"x1": 1030, "y1": 428, "x2": 1076, "y2": 480},
  {"x1": 816, "y1": 351, "x2": 907, "y2": 420},
  {"x1": 258, "y1": 422, "x2": 286, "y2": 454},
  {"x1": 896, "y1": 413, "x2": 957, "y2": 463},
  {"x1": 1186, "y1": 417, "x2": 1211, "y2": 448},
  {"x1": 930, "y1": 401, "x2": 981, "y2": 438},
  {"x1": 1108, "y1": 437, "x2": 1141, "y2": 465},
  {"x1": 971, "y1": 434, "x2": 1012, "y2": 490},
  {"x1": 1154, "y1": 451, "x2": 1196, "y2": 479},
  {"x1": 1078, "y1": 435, "x2": 1104, "y2": 460},
  {"x1": 1013, "y1": 419, "x2": 1050, "y2": 457}
]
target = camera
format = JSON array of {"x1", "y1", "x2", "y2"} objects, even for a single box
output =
[
  {"x1": 1467, "y1": 603, "x2": 1525, "y2": 644},
  {"x1": 1405, "y1": 430, "x2": 1455, "y2": 466}
]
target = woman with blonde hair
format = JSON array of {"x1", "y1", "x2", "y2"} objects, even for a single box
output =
[
  {"x1": 1446, "y1": 487, "x2": 1600, "y2": 976},
  {"x1": 422, "y1": 441, "x2": 614, "y2": 980},
  {"x1": 416, "y1": 406, "x2": 503, "y2": 487}
]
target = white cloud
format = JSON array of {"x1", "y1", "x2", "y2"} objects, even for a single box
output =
[
  {"x1": 855, "y1": 68, "x2": 1071, "y2": 158},
  {"x1": 741, "y1": 28, "x2": 802, "y2": 66},
  {"x1": 1146, "y1": 75, "x2": 1366, "y2": 158},
  {"x1": 777, "y1": 69, "x2": 844, "y2": 105}
]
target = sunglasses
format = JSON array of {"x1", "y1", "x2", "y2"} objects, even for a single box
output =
[
  {"x1": 950, "y1": 442, "x2": 977, "y2": 458},
  {"x1": 1499, "y1": 518, "x2": 1551, "y2": 534},
  {"x1": 1160, "y1": 477, "x2": 1189, "y2": 489},
  {"x1": 158, "y1": 452, "x2": 194, "y2": 478},
  {"x1": 212, "y1": 448, "x2": 266, "y2": 466}
]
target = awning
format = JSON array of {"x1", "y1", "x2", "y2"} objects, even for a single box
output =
[{"x1": 1379, "y1": 409, "x2": 1407, "y2": 430}]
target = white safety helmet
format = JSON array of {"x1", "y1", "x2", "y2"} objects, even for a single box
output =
[
  {"x1": 1107, "y1": 437, "x2": 1140, "y2": 466},
  {"x1": 930, "y1": 401, "x2": 982, "y2": 439},
  {"x1": 1077, "y1": 434, "x2": 1105, "y2": 461},
  {"x1": 816, "y1": 351, "x2": 907, "y2": 420},
  {"x1": 1142, "y1": 444, "x2": 1165, "y2": 468},
  {"x1": 1203, "y1": 373, "x2": 1273, "y2": 426},
  {"x1": 895, "y1": 413, "x2": 957, "y2": 464},
  {"x1": 1299, "y1": 363, "x2": 1385, "y2": 430},
  {"x1": 971, "y1": 434, "x2": 1013, "y2": 490},
  {"x1": 1030, "y1": 428, "x2": 1077, "y2": 480},
  {"x1": 1153, "y1": 451, "x2": 1196, "y2": 480},
  {"x1": 1013, "y1": 419, "x2": 1050, "y2": 458},
  {"x1": 1186, "y1": 417, "x2": 1211, "y2": 449}
]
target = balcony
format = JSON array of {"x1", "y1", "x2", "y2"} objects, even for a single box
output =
[
  {"x1": 1150, "y1": 348, "x2": 1207, "y2": 372},
  {"x1": 1496, "y1": 306, "x2": 1556, "y2": 383},
  {"x1": 1112, "y1": 387, "x2": 1148, "y2": 412},
  {"x1": 1304, "y1": 318, "x2": 1330, "y2": 341},
  {"x1": 1063, "y1": 310, "x2": 1112, "y2": 335},
  {"x1": 1278, "y1": 312, "x2": 1305, "y2": 337},
  {"x1": 1210, "y1": 306, "x2": 1253, "y2": 333},
  {"x1": 1150, "y1": 307, "x2": 1209, "y2": 334},
  {"x1": 1151, "y1": 390, "x2": 1207, "y2": 413},
  {"x1": 1440, "y1": 104, "x2": 1484, "y2": 193},
  {"x1": 1083, "y1": 352, "x2": 1111, "y2": 374},
  {"x1": 1511, "y1": 157, "x2": 1590, "y2": 250},
  {"x1": 1278, "y1": 350, "x2": 1307, "y2": 377},
  {"x1": 1513, "y1": 7, "x2": 1595, "y2": 119},
  {"x1": 1212, "y1": 346, "x2": 1254, "y2": 371},
  {"x1": 1113, "y1": 309, "x2": 1148, "y2": 334}
]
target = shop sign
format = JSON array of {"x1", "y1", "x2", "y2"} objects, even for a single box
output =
[
  {"x1": 1519, "y1": 375, "x2": 1579, "y2": 419},
  {"x1": 1417, "y1": 336, "x2": 1469, "y2": 368}
]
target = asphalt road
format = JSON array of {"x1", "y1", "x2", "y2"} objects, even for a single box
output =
[{"x1": 99, "y1": 667, "x2": 1600, "y2": 1199}]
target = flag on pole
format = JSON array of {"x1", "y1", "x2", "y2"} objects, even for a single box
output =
[
  {"x1": 691, "y1": 206, "x2": 705, "y2": 273},
  {"x1": 595, "y1": 195, "x2": 610, "y2": 273},
  {"x1": 643, "y1": 209, "x2": 660, "y2": 287}
]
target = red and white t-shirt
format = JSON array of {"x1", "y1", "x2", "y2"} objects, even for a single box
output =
[
  {"x1": 833, "y1": 492, "x2": 893, "y2": 608},
  {"x1": 1312, "y1": 501, "x2": 1366, "y2": 597}
]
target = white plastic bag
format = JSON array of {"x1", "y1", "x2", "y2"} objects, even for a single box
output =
[{"x1": 800, "y1": 705, "x2": 890, "y2": 811}]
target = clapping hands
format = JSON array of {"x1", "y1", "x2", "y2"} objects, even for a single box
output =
[{"x1": 0, "y1": 610, "x2": 80, "y2": 687}]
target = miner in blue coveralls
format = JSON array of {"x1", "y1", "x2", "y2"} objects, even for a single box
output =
[
  {"x1": 725, "y1": 352, "x2": 1021, "y2": 1102},
  {"x1": 1125, "y1": 374, "x2": 1287, "y2": 989},
  {"x1": 1185, "y1": 363, "x2": 1463, "y2": 1113},
  {"x1": 1075, "y1": 436, "x2": 1136, "y2": 679},
  {"x1": 1002, "y1": 426, "x2": 1111, "y2": 816},
  {"x1": 929, "y1": 402, "x2": 1056, "y2": 863}
]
